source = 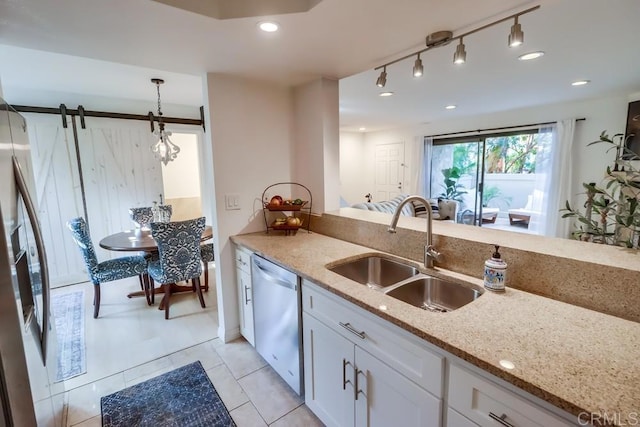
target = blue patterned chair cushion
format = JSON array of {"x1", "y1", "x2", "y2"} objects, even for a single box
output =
[
  {"x1": 67, "y1": 217, "x2": 147, "y2": 286},
  {"x1": 200, "y1": 243, "x2": 214, "y2": 263},
  {"x1": 148, "y1": 217, "x2": 206, "y2": 284},
  {"x1": 129, "y1": 207, "x2": 154, "y2": 228},
  {"x1": 94, "y1": 256, "x2": 147, "y2": 283}
]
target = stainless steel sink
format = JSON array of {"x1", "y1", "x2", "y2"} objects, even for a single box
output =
[
  {"x1": 384, "y1": 276, "x2": 484, "y2": 312},
  {"x1": 328, "y1": 255, "x2": 419, "y2": 290}
]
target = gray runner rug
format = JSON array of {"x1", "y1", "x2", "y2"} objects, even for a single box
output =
[
  {"x1": 101, "y1": 361, "x2": 236, "y2": 427},
  {"x1": 51, "y1": 290, "x2": 86, "y2": 382}
]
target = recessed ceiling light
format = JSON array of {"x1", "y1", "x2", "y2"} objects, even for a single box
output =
[
  {"x1": 445, "y1": 105, "x2": 456, "y2": 110},
  {"x1": 359, "y1": 127, "x2": 366, "y2": 131},
  {"x1": 379, "y1": 91, "x2": 394, "y2": 97},
  {"x1": 572, "y1": 80, "x2": 590, "y2": 86},
  {"x1": 518, "y1": 51, "x2": 544, "y2": 61},
  {"x1": 258, "y1": 21, "x2": 279, "y2": 32}
]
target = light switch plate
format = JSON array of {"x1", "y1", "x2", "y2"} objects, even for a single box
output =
[{"x1": 225, "y1": 193, "x2": 240, "y2": 210}]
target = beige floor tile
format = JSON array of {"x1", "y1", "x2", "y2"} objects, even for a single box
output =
[
  {"x1": 230, "y1": 402, "x2": 268, "y2": 427},
  {"x1": 122, "y1": 355, "x2": 173, "y2": 383},
  {"x1": 214, "y1": 338, "x2": 267, "y2": 379},
  {"x1": 124, "y1": 362, "x2": 179, "y2": 387},
  {"x1": 70, "y1": 415, "x2": 102, "y2": 427},
  {"x1": 168, "y1": 340, "x2": 224, "y2": 370},
  {"x1": 238, "y1": 366, "x2": 304, "y2": 424},
  {"x1": 271, "y1": 405, "x2": 325, "y2": 427},
  {"x1": 206, "y1": 364, "x2": 250, "y2": 411},
  {"x1": 66, "y1": 373, "x2": 125, "y2": 426}
]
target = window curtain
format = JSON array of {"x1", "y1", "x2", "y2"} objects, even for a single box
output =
[
  {"x1": 528, "y1": 119, "x2": 575, "y2": 237},
  {"x1": 407, "y1": 135, "x2": 429, "y2": 196}
]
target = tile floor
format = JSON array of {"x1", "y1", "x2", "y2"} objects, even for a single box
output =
[{"x1": 47, "y1": 273, "x2": 323, "y2": 427}]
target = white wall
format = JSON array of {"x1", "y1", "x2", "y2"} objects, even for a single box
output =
[
  {"x1": 161, "y1": 133, "x2": 201, "y2": 199},
  {"x1": 292, "y1": 78, "x2": 340, "y2": 213},
  {"x1": 342, "y1": 94, "x2": 631, "y2": 210},
  {"x1": 204, "y1": 73, "x2": 293, "y2": 341},
  {"x1": 339, "y1": 131, "x2": 367, "y2": 205}
]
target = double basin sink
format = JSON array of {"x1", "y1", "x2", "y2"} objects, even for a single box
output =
[{"x1": 328, "y1": 255, "x2": 483, "y2": 313}]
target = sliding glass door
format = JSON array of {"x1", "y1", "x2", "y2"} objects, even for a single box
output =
[{"x1": 428, "y1": 128, "x2": 551, "y2": 233}]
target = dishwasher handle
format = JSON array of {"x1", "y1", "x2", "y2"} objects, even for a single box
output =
[{"x1": 253, "y1": 260, "x2": 297, "y2": 290}]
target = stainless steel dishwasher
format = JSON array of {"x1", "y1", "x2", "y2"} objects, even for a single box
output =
[{"x1": 251, "y1": 254, "x2": 303, "y2": 396}]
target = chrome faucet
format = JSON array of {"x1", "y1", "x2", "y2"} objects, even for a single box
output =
[{"x1": 387, "y1": 195, "x2": 441, "y2": 268}]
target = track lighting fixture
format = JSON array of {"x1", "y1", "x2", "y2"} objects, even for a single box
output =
[
  {"x1": 453, "y1": 38, "x2": 466, "y2": 64},
  {"x1": 413, "y1": 54, "x2": 424, "y2": 77},
  {"x1": 508, "y1": 16, "x2": 524, "y2": 47},
  {"x1": 373, "y1": 5, "x2": 539, "y2": 87},
  {"x1": 376, "y1": 67, "x2": 387, "y2": 87}
]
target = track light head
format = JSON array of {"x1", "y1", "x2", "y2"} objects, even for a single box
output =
[
  {"x1": 453, "y1": 39, "x2": 466, "y2": 64},
  {"x1": 413, "y1": 55, "x2": 423, "y2": 77},
  {"x1": 509, "y1": 17, "x2": 524, "y2": 47},
  {"x1": 376, "y1": 68, "x2": 387, "y2": 87}
]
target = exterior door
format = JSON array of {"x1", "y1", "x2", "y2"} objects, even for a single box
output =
[{"x1": 374, "y1": 142, "x2": 405, "y2": 201}]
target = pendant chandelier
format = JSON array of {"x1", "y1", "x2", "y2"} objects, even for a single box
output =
[{"x1": 149, "y1": 78, "x2": 180, "y2": 165}]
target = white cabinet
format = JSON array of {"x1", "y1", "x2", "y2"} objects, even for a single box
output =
[
  {"x1": 302, "y1": 280, "x2": 442, "y2": 427},
  {"x1": 234, "y1": 246, "x2": 254, "y2": 345},
  {"x1": 447, "y1": 364, "x2": 575, "y2": 427}
]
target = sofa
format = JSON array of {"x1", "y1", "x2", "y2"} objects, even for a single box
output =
[{"x1": 351, "y1": 194, "x2": 457, "y2": 221}]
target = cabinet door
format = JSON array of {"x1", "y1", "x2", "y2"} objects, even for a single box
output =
[
  {"x1": 303, "y1": 312, "x2": 355, "y2": 427},
  {"x1": 237, "y1": 266, "x2": 254, "y2": 345},
  {"x1": 354, "y1": 346, "x2": 441, "y2": 427}
]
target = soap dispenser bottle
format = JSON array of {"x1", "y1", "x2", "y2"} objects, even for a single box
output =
[{"x1": 483, "y1": 245, "x2": 507, "y2": 292}]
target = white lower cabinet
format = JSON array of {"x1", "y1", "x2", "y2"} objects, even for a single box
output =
[
  {"x1": 302, "y1": 280, "x2": 442, "y2": 427},
  {"x1": 447, "y1": 364, "x2": 575, "y2": 427},
  {"x1": 234, "y1": 246, "x2": 254, "y2": 345}
]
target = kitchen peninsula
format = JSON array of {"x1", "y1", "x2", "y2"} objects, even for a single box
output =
[{"x1": 231, "y1": 209, "x2": 640, "y2": 426}]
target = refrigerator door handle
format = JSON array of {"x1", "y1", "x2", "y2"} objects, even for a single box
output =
[{"x1": 13, "y1": 155, "x2": 51, "y2": 365}]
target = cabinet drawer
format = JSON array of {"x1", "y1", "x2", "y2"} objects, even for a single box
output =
[
  {"x1": 447, "y1": 407, "x2": 477, "y2": 427},
  {"x1": 302, "y1": 279, "x2": 443, "y2": 398},
  {"x1": 234, "y1": 246, "x2": 252, "y2": 273},
  {"x1": 448, "y1": 364, "x2": 575, "y2": 427}
]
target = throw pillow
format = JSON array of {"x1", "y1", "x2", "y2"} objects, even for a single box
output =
[{"x1": 411, "y1": 199, "x2": 440, "y2": 220}]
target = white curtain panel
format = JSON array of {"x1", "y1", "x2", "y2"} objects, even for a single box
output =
[
  {"x1": 407, "y1": 135, "x2": 427, "y2": 196},
  {"x1": 528, "y1": 119, "x2": 575, "y2": 237}
]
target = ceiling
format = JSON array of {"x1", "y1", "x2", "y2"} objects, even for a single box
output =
[{"x1": 0, "y1": 0, "x2": 639, "y2": 131}]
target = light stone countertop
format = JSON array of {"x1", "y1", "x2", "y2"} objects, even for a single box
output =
[{"x1": 231, "y1": 231, "x2": 640, "y2": 425}]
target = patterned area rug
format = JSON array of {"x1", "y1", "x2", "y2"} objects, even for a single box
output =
[
  {"x1": 101, "y1": 361, "x2": 236, "y2": 427},
  {"x1": 51, "y1": 290, "x2": 86, "y2": 382}
]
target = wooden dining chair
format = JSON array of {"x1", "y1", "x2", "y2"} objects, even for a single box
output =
[
  {"x1": 66, "y1": 217, "x2": 150, "y2": 318},
  {"x1": 148, "y1": 217, "x2": 206, "y2": 319}
]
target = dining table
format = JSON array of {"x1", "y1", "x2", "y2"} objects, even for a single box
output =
[{"x1": 99, "y1": 225, "x2": 213, "y2": 303}]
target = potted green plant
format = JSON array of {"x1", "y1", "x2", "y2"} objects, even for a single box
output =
[
  {"x1": 437, "y1": 167, "x2": 467, "y2": 203},
  {"x1": 561, "y1": 131, "x2": 640, "y2": 248}
]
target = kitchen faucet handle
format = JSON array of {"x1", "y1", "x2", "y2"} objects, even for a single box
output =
[{"x1": 426, "y1": 245, "x2": 441, "y2": 261}]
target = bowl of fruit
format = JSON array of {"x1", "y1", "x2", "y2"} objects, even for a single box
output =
[{"x1": 265, "y1": 196, "x2": 307, "y2": 211}]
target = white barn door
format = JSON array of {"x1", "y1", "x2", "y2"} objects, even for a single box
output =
[
  {"x1": 374, "y1": 142, "x2": 405, "y2": 201},
  {"x1": 26, "y1": 114, "x2": 86, "y2": 287},
  {"x1": 78, "y1": 118, "x2": 163, "y2": 262},
  {"x1": 28, "y1": 115, "x2": 164, "y2": 286}
]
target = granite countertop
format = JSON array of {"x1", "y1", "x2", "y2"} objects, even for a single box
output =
[{"x1": 231, "y1": 231, "x2": 640, "y2": 424}]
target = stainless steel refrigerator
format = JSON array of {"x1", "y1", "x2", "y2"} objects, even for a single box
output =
[{"x1": 0, "y1": 98, "x2": 61, "y2": 426}]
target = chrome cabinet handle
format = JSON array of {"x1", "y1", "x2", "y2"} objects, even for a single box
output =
[
  {"x1": 339, "y1": 322, "x2": 366, "y2": 339},
  {"x1": 342, "y1": 358, "x2": 352, "y2": 390},
  {"x1": 244, "y1": 285, "x2": 251, "y2": 304},
  {"x1": 354, "y1": 368, "x2": 365, "y2": 401},
  {"x1": 489, "y1": 412, "x2": 515, "y2": 427}
]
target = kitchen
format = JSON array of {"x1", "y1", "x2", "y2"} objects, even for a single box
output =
[{"x1": 1, "y1": 0, "x2": 640, "y2": 426}]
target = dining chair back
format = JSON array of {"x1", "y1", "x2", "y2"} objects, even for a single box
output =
[
  {"x1": 67, "y1": 217, "x2": 149, "y2": 318},
  {"x1": 148, "y1": 217, "x2": 206, "y2": 319},
  {"x1": 157, "y1": 204, "x2": 172, "y2": 222},
  {"x1": 200, "y1": 242, "x2": 214, "y2": 291},
  {"x1": 129, "y1": 207, "x2": 154, "y2": 229}
]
